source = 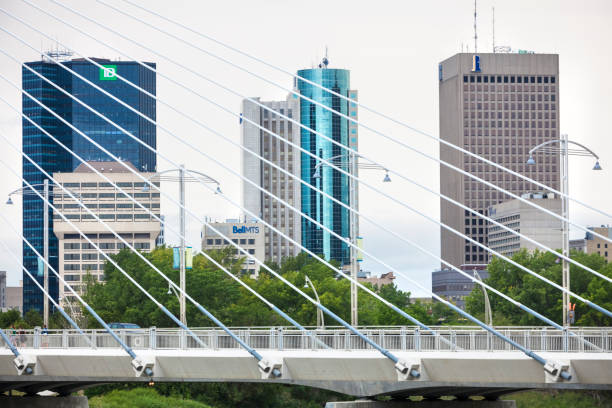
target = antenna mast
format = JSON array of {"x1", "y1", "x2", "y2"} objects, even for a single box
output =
[
  {"x1": 492, "y1": 6, "x2": 495, "y2": 52},
  {"x1": 473, "y1": 0, "x2": 478, "y2": 53}
]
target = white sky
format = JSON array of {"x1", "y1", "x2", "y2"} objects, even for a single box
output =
[{"x1": 0, "y1": 0, "x2": 610, "y2": 297}]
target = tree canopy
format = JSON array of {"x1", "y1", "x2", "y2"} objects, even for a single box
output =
[{"x1": 465, "y1": 249, "x2": 612, "y2": 326}]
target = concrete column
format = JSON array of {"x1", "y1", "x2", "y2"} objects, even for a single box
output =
[{"x1": 325, "y1": 400, "x2": 516, "y2": 408}]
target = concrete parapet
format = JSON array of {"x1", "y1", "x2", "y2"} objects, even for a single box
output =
[
  {"x1": 325, "y1": 400, "x2": 516, "y2": 408},
  {"x1": 0, "y1": 396, "x2": 89, "y2": 408}
]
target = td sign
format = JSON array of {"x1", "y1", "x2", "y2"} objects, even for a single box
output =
[{"x1": 99, "y1": 65, "x2": 117, "y2": 81}]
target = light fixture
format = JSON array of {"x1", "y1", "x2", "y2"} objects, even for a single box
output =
[
  {"x1": 593, "y1": 161, "x2": 602, "y2": 171},
  {"x1": 167, "y1": 285, "x2": 172, "y2": 296},
  {"x1": 312, "y1": 167, "x2": 321, "y2": 179},
  {"x1": 526, "y1": 156, "x2": 536, "y2": 165},
  {"x1": 383, "y1": 172, "x2": 391, "y2": 183},
  {"x1": 215, "y1": 185, "x2": 222, "y2": 194},
  {"x1": 6, "y1": 196, "x2": 13, "y2": 205}
]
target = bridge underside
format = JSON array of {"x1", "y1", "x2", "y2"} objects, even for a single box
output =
[{"x1": 1, "y1": 349, "x2": 611, "y2": 398}]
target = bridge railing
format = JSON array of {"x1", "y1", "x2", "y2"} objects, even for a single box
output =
[{"x1": 2, "y1": 327, "x2": 611, "y2": 352}]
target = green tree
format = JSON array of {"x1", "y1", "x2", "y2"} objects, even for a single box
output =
[
  {"x1": 24, "y1": 309, "x2": 43, "y2": 328},
  {"x1": 465, "y1": 249, "x2": 612, "y2": 326}
]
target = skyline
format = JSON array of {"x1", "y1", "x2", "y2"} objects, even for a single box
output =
[{"x1": 0, "y1": 0, "x2": 611, "y2": 297}]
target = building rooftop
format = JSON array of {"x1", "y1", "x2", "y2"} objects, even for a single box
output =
[{"x1": 73, "y1": 161, "x2": 139, "y2": 173}]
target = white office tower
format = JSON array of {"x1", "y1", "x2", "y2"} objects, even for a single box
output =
[{"x1": 241, "y1": 95, "x2": 301, "y2": 264}]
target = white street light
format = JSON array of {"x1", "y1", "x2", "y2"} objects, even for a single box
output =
[
  {"x1": 311, "y1": 154, "x2": 390, "y2": 326},
  {"x1": 527, "y1": 134, "x2": 603, "y2": 328},
  {"x1": 142, "y1": 165, "x2": 221, "y2": 327}
]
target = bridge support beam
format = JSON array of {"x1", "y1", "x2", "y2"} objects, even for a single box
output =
[
  {"x1": 325, "y1": 400, "x2": 516, "y2": 408},
  {"x1": 0, "y1": 396, "x2": 88, "y2": 408}
]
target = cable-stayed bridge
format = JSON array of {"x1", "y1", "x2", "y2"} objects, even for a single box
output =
[
  {"x1": 1, "y1": 327, "x2": 612, "y2": 399},
  {"x1": 0, "y1": 0, "x2": 611, "y2": 406}
]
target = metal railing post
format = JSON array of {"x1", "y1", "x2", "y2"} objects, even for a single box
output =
[
  {"x1": 563, "y1": 328, "x2": 568, "y2": 352},
  {"x1": 401, "y1": 326, "x2": 406, "y2": 350},
  {"x1": 415, "y1": 327, "x2": 421, "y2": 352},
  {"x1": 62, "y1": 329, "x2": 68, "y2": 348},
  {"x1": 278, "y1": 328, "x2": 284, "y2": 351},
  {"x1": 150, "y1": 327, "x2": 156, "y2": 349},
  {"x1": 451, "y1": 330, "x2": 456, "y2": 351},
  {"x1": 34, "y1": 327, "x2": 40, "y2": 348}
]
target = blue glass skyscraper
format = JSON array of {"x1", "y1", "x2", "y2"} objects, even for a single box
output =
[
  {"x1": 21, "y1": 56, "x2": 156, "y2": 314},
  {"x1": 297, "y1": 65, "x2": 356, "y2": 265}
]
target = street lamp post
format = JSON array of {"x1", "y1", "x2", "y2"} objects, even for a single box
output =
[
  {"x1": 313, "y1": 154, "x2": 390, "y2": 326},
  {"x1": 473, "y1": 268, "x2": 492, "y2": 326},
  {"x1": 7, "y1": 181, "x2": 80, "y2": 328},
  {"x1": 143, "y1": 165, "x2": 221, "y2": 326},
  {"x1": 304, "y1": 275, "x2": 324, "y2": 328},
  {"x1": 527, "y1": 134, "x2": 602, "y2": 327}
]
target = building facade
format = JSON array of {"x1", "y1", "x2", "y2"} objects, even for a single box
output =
[
  {"x1": 21, "y1": 55, "x2": 156, "y2": 314},
  {"x1": 438, "y1": 53, "x2": 560, "y2": 268},
  {"x1": 487, "y1": 192, "x2": 562, "y2": 258},
  {"x1": 241, "y1": 95, "x2": 302, "y2": 264},
  {"x1": 585, "y1": 226, "x2": 612, "y2": 263},
  {"x1": 432, "y1": 264, "x2": 489, "y2": 309},
  {"x1": 201, "y1": 219, "x2": 265, "y2": 277},
  {"x1": 52, "y1": 161, "x2": 160, "y2": 305},
  {"x1": 297, "y1": 66, "x2": 358, "y2": 266}
]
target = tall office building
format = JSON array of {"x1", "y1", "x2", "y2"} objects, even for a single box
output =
[
  {"x1": 297, "y1": 63, "x2": 358, "y2": 266},
  {"x1": 438, "y1": 53, "x2": 560, "y2": 267},
  {"x1": 21, "y1": 54, "x2": 156, "y2": 314},
  {"x1": 241, "y1": 95, "x2": 302, "y2": 264}
]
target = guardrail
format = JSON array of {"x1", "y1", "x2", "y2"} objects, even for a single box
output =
[{"x1": 2, "y1": 327, "x2": 611, "y2": 352}]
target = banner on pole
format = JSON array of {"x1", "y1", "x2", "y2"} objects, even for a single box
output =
[
  {"x1": 172, "y1": 247, "x2": 180, "y2": 269},
  {"x1": 356, "y1": 236, "x2": 364, "y2": 262},
  {"x1": 185, "y1": 247, "x2": 193, "y2": 269}
]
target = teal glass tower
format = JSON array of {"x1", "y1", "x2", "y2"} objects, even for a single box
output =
[{"x1": 298, "y1": 65, "x2": 353, "y2": 265}]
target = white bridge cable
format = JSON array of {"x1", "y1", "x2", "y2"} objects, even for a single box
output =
[
  {"x1": 0, "y1": 26, "x2": 453, "y2": 342},
  {"x1": 1, "y1": 27, "x2": 610, "y2": 326},
  {"x1": 0, "y1": 175, "x2": 148, "y2": 368},
  {"x1": 1, "y1": 12, "x2": 608, "y2": 295},
  {"x1": 0, "y1": 88, "x2": 328, "y2": 351},
  {"x1": 0, "y1": 18, "x2": 608, "y2": 305},
  {"x1": 116, "y1": 0, "x2": 612, "y2": 223},
  {"x1": 0, "y1": 47, "x2": 592, "y2": 372},
  {"x1": 0, "y1": 48, "x2": 580, "y2": 379},
  {"x1": 0, "y1": 237, "x2": 94, "y2": 347},
  {"x1": 0, "y1": 138, "x2": 207, "y2": 350},
  {"x1": 0, "y1": 81, "x2": 408, "y2": 371},
  {"x1": 0, "y1": 142, "x2": 281, "y2": 377},
  {"x1": 24, "y1": 0, "x2": 612, "y2": 251}
]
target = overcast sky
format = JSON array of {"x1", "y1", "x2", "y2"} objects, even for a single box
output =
[{"x1": 0, "y1": 0, "x2": 610, "y2": 297}]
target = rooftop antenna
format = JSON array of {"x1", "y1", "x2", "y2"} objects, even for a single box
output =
[
  {"x1": 473, "y1": 0, "x2": 478, "y2": 53},
  {"x1": 492, "y1": 6, "x2": 495, "y2": 53},
  {"x1": 318, "y1": 46, "x2": 329, "y2": 69}
]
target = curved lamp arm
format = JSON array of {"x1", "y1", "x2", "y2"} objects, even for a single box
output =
[{"x1": 529, "y1": 139, "x2": 600, "y2": 160}]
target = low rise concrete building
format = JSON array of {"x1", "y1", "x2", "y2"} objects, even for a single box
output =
[
  {"x1": 201, "y1": 218, "x2": 265, "y2": 277},
  {"x1": 487, "y1": 192, "x2": 562, "y2": 259},
  {"x1": 357, "y1": 271, "x2": 396, "y2": 287},
  {"x1": 585, "y1": 226, "x2": 612, "y2": 263},
  {"x1": 52, "y1": 161, "x2": 160, "y2": 306}
]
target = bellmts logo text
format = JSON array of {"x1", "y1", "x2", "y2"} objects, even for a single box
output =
[{"x1": 233, "y1": 225, "x2": 260, "y2": 234}]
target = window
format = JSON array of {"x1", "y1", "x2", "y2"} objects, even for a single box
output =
[
  {"x1": 64, "y1": 243, "x2": 80, "y2": 249},
  {"x1": 64, "y1": 274, "x2": 80, "y2": 281},
  {"x1": 206, "y1": 239, "x2": 213, "y2": 245},
  {"x1": 248, "y1": 249, "x2": 255, "y2": 255},
  {"x1": 98, "y1": 193, "x2": 115, "y2": 199},
  {"x1": 240, "y1": 239, "x2": 246, "y2": 245},
  {"x1": 64, "y1": 253, "x2": 80, "y2": 260},
  {"x1": 134, "y1": 242, "x2": 150, "y2": 250},
  {"x1": 248, "y1": 239, "x2": 255, "y2": 245},
  {"x1": 82, "y1": 253, "x2": 98, "y2": 260},
  {"x1": 134, "y1": 233, "x2": 150, "y2": 239}
]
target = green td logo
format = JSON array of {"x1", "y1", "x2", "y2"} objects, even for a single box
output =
[{"x1": 99, "y1": 65, "x2": 117, "y2": 80}]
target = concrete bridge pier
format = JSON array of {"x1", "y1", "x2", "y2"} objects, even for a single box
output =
[
  {"x1": 0, "y1": 395, "x2": 89, "y2": 407},
  {"x1": 325, "y1": 400, "x2": 516, "y2": 408}
]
